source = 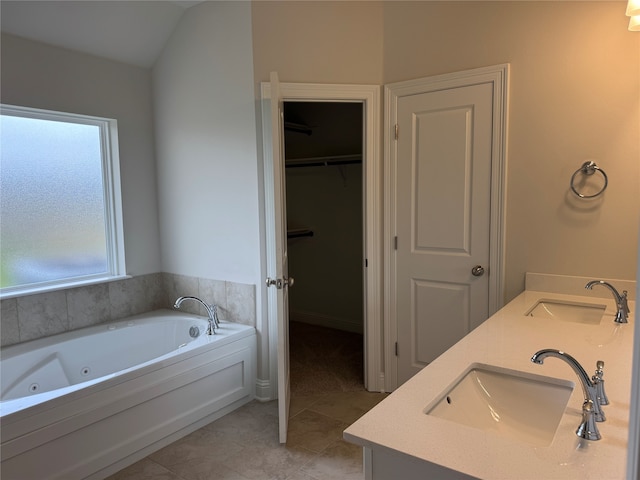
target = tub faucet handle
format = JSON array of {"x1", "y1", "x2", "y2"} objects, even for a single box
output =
[
  {"x1": 592, "y1": 360, "x2": 609, "y2": 406},
  {"x1": 211, "y1": 304, "x2": 220, "y2": 328}
]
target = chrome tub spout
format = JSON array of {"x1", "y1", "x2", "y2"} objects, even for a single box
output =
[{"x1": 174, "y1": 296, "x2": 219, "y2": 335}]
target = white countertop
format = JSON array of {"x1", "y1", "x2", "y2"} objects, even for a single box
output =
[{"x1": 344, "y1": 288, "x2": 636, "y2": 480}]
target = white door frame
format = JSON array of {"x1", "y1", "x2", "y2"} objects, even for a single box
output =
[
  {"x1": 261, "y1": 81, "x2": 384, "y2": 394},
  {"x1": 383, "y1": 64, "x2": 510, "y2": 391}
]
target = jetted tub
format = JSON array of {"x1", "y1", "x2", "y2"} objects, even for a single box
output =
[{"x1": 0, "y1": 309, "x2": 256, "y2": 480}]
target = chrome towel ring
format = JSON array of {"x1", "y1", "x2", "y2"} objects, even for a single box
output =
[{"x1": 570, "y1": 161, "x2": 608, "y2": 198}]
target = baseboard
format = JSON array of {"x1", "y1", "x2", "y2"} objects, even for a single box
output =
[
  {"x1": 255, "y1": 378, "x2": 273, "y2": 402},
  {"x1": 290, "y1": 310, "x2": 363, "y2": 334}
]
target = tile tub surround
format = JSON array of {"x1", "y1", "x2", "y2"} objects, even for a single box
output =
[
  {"x1": 162, "y1": 273, "x2": 257, "y2": 327},
  {"x1": 0, "y1": 273, "x2": 256, "y2": 347},
  {"x1": 344, "y1": 288, "x2": 636, "y2": 479}
]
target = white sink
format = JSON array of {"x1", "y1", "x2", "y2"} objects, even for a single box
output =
[
  {"x1": 525, "y1": 299, "x2": 606, "y2": 324},
  {"x1": 425, "y1": 364, "x2": 574, "y2": 447}
]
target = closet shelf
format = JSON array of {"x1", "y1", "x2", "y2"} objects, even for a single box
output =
[
  {"x1": 284, "y1": 121, "x2": 313, "y2": 136},
  {"x1": 287, "y1": 228, "x2": 314, "y2": 239},
  {"x1": 285, "y1": 154, "x2": 361, "y2": 168}
]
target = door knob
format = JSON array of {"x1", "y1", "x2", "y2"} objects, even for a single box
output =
[
  {"x1": 266, "y1": 277, "x2": 282, "y2": 288},
  {"x1": 266, "y1": 277, "x2": 294, "y2": 289},
  {"x1": 471, "y1": 265, "x2": 485, "y2": 277}
]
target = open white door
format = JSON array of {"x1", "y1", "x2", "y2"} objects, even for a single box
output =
[{"x1": 267, "y1": 71, "x2": 292, "y2": 444}]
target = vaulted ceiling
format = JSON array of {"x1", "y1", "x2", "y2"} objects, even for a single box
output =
[{"x1": 0, "y1": 1, "x2": 203, "y2": 68}]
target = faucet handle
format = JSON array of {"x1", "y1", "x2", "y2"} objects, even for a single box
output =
[
  {"x1": 592, "y1": 360, "x2": 609, "y2": 406},
  {"x1": 576, "y1": 400, "x2": 601, "y2": 441},
  {"x1": 211, "y1": 304, "x2": 220, "y2": 328},
  {"x1": 621, "y1": 290, "x2": 630, "y2": 313}
]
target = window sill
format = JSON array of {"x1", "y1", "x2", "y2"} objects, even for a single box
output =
[{"x1": 0, "y1": 274, "x2": 132, "y2": 301}]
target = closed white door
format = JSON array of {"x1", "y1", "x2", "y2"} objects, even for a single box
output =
[{"x1": 394, "y1": 81, "x2": 494, "y2": 385}]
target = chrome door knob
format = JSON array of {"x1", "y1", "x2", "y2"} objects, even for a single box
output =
[
  {"x1": 471, "y1": 265, "x2": 485, "y2": 277},
  {"x1": 266, "y1": 277, "x2": 294, "y2": 289}
]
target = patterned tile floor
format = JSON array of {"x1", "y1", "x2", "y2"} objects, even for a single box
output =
[{"x1": 107, "y1": 323, "x2": 387, "y2": 480}]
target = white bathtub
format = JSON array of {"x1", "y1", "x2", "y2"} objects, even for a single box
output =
[{"x1": 0, "y1": 310, "x2": 256, "y2": 480}]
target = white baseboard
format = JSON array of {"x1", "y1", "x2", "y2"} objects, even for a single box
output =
[
  {"x1": 255, "y1": 378, "x2": 273, "y2": 402},
  {"x1": 290, "y1": 310, "x2": 363, "y2": 334}
]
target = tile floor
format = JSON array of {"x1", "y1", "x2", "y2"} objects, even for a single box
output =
[{"x1": 107, "y1": 323, "x2": 387, "y2": 480}]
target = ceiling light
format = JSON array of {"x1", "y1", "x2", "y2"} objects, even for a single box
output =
[{"x1": 626, "y1": 0, "x2": 640, "y2": 16}]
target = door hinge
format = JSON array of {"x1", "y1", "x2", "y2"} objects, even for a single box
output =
[
  {"x1": 394, "y1": 236, "x2": 398, "y2": 250},
  {"x1": 395, "y1": 342, "x2": 398, "y2": 356},
  {"x1": 365, "y1": 258, "x2": 368, "y2": 268},
  {"x1": 394, "y1": 124, "x2": 399, "y2": 140}
]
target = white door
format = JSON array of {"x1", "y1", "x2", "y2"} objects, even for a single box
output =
[
  {"x1": 268, "y1": 72, "x2": 292, "y2": 443},
  {"x1": 394, "y1": 81, "x2": 494, "y2": 385}
]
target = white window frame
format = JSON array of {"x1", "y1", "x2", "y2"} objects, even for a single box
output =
[{"x1": 0, "y1": 104, "x2": 126, "y2": 299}]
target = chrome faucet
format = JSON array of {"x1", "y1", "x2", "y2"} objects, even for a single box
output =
[
  {"x1": 174, "y1": 296, "x2": 219, "y2": 335},
  {"x1": 585, "y1": 280, "x2": 630, "y2": 323},
  {"x1": 531, "y1": 349, "x2": 605, "y2": 440}
]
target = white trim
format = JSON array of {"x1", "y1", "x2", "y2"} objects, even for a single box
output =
[
  {"x1": 260, "y1": 81, "x2": 384, "y2": 394},
  {"x1": 627, "y1": 245, "x2": 640, "y2": 480},
  {"x1": 0, "y1": 274, "x2": 131, "y2": 300},
  {"x1": 363, "y1": 447, "x2": 373, "y2": 480},
  {"x1": 259, "y1": 82, "x2": 280, "y2": 401},
  {"x1": 254, "y1": 378, "x2": 272, "y2": 403},
  {"x1": 0, "y1": 104, "x2": 126, "y2": 298},
  {"x1": 383, "y1": 64, "x2": 509, "y2": 392}
]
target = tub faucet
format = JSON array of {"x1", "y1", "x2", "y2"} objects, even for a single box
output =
[
  {"x1": 174, "y1": 296, "x2": 219, "y2": 335},
  {"x1": 531, "y1": 349, "x2": 605, "y2": 440},
  {"x1": 585, "y1": 280, "x2": 630, "y2": 323}
]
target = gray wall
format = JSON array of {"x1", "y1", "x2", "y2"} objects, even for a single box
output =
[
  {"x1": 153, "y1": 2, "x2": 260, "y2": 284},
  {"x1": 251, "y1": 1, "x2": 640, "y2": 305},
  {"x1": 0, "y1": 33, "x2": 162, "y2": 277},
  {"x1": 382, "y1": 1, "x2": 640, "y2": 302},
  {"x1": 151, "y1": 1, "x2": 264, "y2": 379}
]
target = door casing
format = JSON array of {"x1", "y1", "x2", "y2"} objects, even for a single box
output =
[
  {"x1": 261, "y1": 65, "x2": 507, "y2": 398},
  {"x1": 261, "y1": 81, "x2": 383, "y2": 395},
  {"x1": 384, "y1": 64, "x2": 510, "y2": 391}
]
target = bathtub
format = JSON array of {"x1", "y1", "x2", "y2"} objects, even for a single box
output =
[{"x1": 0, "y1": 310, "x2": 256, "y2": 480}]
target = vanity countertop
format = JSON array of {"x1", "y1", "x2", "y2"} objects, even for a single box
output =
[{"x1": 344, "y1": 289, "x2": 636, "y2": 479}]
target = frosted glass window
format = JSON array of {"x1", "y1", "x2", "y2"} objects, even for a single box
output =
[{"x1": 0, "y1": 105, "x2": 124, "y2": 295}]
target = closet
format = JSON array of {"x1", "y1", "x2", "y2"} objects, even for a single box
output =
[{"x1": 283, "y1": 101, "x2": 365, "y2": 395}]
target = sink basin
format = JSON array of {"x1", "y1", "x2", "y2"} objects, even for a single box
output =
[
  {"x1": 525, "y1": 299, "x2": 606, "y2": 324},
  {"x1": 425, "y1": 364, "x2": 574, "y2": 446}
]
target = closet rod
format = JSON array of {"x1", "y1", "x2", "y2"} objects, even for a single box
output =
[
  {"x1": 285, "y1": 154, "x2": 362, "y2": 169},
  {"x1": 284, "y1": 121, "x2": 313, "y2": 136},
  {"x1": 287, "y1": 229, "x2": 314, "y2": 239}
]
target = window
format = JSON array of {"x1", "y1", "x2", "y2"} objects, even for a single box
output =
[{"x1": 0, "y1": 105, "x2": 125, "y2": 297}]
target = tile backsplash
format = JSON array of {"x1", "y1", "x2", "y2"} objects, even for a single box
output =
[{"x1": 0, "y1": 273, "x2": 256, "y2": 347}]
